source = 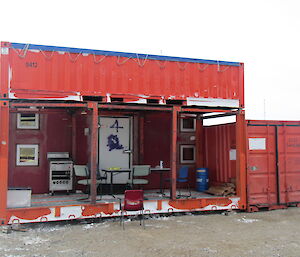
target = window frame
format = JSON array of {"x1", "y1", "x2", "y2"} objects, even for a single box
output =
[
  {"x1": 17, "y1": 113, "x2": 39, "y2": 129},
  {"x1": 180, "y1": 118, "x2": 196, "y2": 132},
  {"x1": 180, "y1": 144, "x2": 196, "y2": 164},
  {"x1": 16, "y1": 144, "x2": 39, "y2": 166}
]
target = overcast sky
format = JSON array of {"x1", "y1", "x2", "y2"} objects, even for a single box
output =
[{"x1": 1, "y1": 0, "x2": 300, "y2": 120}]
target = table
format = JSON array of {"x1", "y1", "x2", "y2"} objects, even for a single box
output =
[
  {"x1": 101, "y1": 169, "x2": 131, "y2": 197},
  {"x1": 150, "y1": 167, "x2": 170, "y2": 194}
]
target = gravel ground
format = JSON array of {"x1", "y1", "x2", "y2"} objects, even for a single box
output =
[{"x1": 0, "y1": 208, "x2": 300, "y2": 257}]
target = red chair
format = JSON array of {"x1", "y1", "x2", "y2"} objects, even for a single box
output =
[{"x1": 120, "y1": 190, "x2": 145, "y2": 229}]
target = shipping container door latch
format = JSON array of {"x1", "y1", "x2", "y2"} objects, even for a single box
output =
[{"x1": 249, "y1": 166, "x2": 258, "y2": 171}]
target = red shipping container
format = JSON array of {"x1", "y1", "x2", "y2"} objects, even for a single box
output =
[
  {"x1": 0, "y1": 41, "x2": 248, "y2": 225},
  {"x1": 0, "y1": 42, "x2": 244, "y2": 107},
  {"x1": 247, "y1": 120, "x2": 300, "y2": 210}
]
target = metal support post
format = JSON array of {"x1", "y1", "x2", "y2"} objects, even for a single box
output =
[
  {"x1": 89, "y1": 102, "x2": 98, "y2": 204},
  {"x1": 0, "y1": 101, "x2": 9, "y2": 224},
  {"x1": 170, "y1": 106, "x2": 179, "y2": 199},
  {"x1": 236, "y1": 111, "x2": 247, "y2": 209}
]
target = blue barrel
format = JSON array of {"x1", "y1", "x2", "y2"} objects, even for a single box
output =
[{"x1": 196, "y1": 168, "x2": 209, "y2": 192}]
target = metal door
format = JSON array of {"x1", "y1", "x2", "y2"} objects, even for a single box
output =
[
  {"x1": 247, "y1": 124, "x2": 278, "y2": 206},
  {"x1": 277, "y1": 125, "x2": 300, "y2": 204},
  {"x1": 247, "y1": 121, "x2": 300, "y2": 207},
  {"x1": 99, "y1": 117, "x2": 132, "y2": 184}
]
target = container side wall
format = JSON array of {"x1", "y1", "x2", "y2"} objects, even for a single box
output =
[
  {"x1": 8, "y1": 49, "x2": 243, "y2": 105},
  {"x1": 247, "y1": 120, "x2": 300, "y2": 208},
  {"x1": 278, "y1": 124, "x2": 300, "y2": 203},
  {"x1": 8, "y1": 110, "x2": 72, "y2": 194},
  {"x1": 75, "y1": 111, "x2": 91, "y2": 165},
  {"x1": 143, "y1": 112, "x2": 171, "y2": 190},
  {"x1": 177, "y1": 117, "x2": 199, "y2": 189},
  {"x1": 204, "y1": 123, "x2": 236, "y2": 185}
]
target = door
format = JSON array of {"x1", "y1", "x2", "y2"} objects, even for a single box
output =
[
  {"x1": 277, "y1": 125, "x2": 300, "y2": 203},
  {"x1": 247, "y1": 121, "x2": 300, "y2": 207},
  {"x1": 247, "y1": 124, "x2": 278, "y2": 206},
  {"x1": 99, "y1": 117, "x2": 132, "y2": 184}
]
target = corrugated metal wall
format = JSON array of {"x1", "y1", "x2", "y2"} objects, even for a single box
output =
[
  {"x1": 8, "y1": 110, "x2": 73, "y2": 194},
  {"x1": 7, "y1": 47, "x2": 243, "y2": 105},
  {"x1": 204, "y1": 123, "x2": 236, "y2": 185},
  {"x1": 247, "y1": 120, "x2": 300, "y2": 207}
]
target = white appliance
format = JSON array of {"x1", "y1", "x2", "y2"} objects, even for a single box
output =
[
  {"x1": 7, "y1": 188, "x2": 31, "y2": 208},
  {"x1": 48, "y1": 152, "x2": 73, "y2": 194}
]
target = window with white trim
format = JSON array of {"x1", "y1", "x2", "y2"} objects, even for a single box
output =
[
  {"x1": 180, "y1": 145, "x2": 196, "y2": 163},
  {"x1": 16, "y1": 144, "x2": 39, "y2": 166},
  {"x1": 180, "y1": 118, "x2": 196, "y2": 132},
  {"x1": 17, "y1": 113, "x2": 39, "y2": 129}
]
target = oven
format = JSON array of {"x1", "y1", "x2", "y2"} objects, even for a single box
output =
[{"x1": 47, "y1": 152, "x2": 73, "y2": 194}]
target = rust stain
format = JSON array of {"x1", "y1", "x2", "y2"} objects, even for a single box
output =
[
  {"x1": 169, "y1": 198, "x2": 232, "y2": 210},
  {"x1": 81, "y1": 204, "x2": 116, "y2": 216},
  {"x1": 157, "y1": 200, "x2": 162, "y2": 211},
  {"x1": 9, "y1": 208, "x2": 51, "y2": 220},
  {"x1": 206, "y1": 198, "x2": 233, "y2": 207},
  {"x1": 55, "y1": 207, "x2": 61, "y2": 217}
]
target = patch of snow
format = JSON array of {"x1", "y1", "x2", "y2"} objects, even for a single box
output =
[
  {"x1": 83, "y1": 223, "x2": 94, "y2": 230},
  {"x1": 5, "y1": 255, "x2": 26, "y2": 257},
  {"x1": 237, "y1": 217, "x2": 259, "y2": 223},
  {"x1": 82, "y1": 222, "x2": 110, "y2": 229},
  {"x1": 150, "y1": 216, "x2": 170, "y2": 221},
  {"x1": 35, "y1": 225, "x2": 67, "y2": 233},
  {"x1": 201, "y1": 247, "x2": 218, "y2": 253}
]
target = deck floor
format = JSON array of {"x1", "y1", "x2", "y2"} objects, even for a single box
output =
[{"x1": 30, "y1": 190, "x2": 231, "y2": 208}]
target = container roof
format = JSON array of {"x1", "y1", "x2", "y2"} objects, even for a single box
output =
[{"x1": 10, "y1": 42, "x2": 241, "y2": 67}]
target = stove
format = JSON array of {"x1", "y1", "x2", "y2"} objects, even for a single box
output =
[{"x1": 47, "y1": 152, "x2": 73, "y2": 194}]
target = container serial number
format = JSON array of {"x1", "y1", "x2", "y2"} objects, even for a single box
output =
[{"x1": 26, "y1": 62, "x2": 38, "y2": 68}]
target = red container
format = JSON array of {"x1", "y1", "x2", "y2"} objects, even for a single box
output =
[
  {"x1": 0, "y1": 42, "x2": 244, "y2": 107},
  {"x1": 247, "y1": 120, "x2": 300, "y2": 209},
  {"x1": 0, "y1": 41, "x2": 248, "y2": 225}
]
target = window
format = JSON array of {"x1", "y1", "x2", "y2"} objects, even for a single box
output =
[
  {"x1": 16, "y1": 144, "x2": 39, "y2": 166},
  {"x1": 180, "y1": 118, "x2": 196, "y2": 132},
  {"x1": 180, "y1": 145, "x2": 196, "y2": 163},
  {"x1": 17, "y1": 113, "x2": 39, "y2": 129}
]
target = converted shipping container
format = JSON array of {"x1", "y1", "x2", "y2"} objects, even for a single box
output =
[{"x1": 7, "y1": 41, "x2": 300, "y2": 225}]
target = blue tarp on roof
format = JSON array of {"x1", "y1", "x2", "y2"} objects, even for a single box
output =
[{"x1": 10, "y1": 42, "x2": 241, "y2": 67}]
